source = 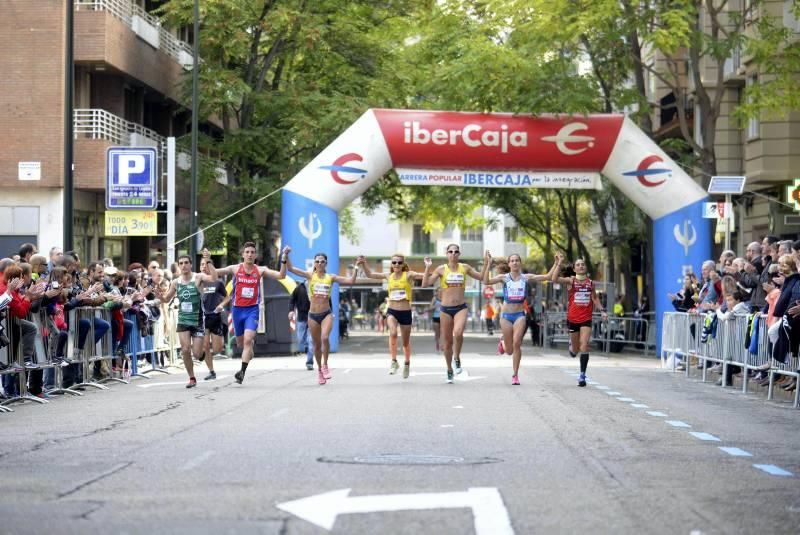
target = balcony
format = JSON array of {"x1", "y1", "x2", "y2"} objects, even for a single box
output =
[
  {"x1": 75, "y1": 0, "x2": 194, "y2": 104},
  {"x1": 74, "y1": 108, "x2": 227, "y2": 190},
  {"x1": 722, "y1": 46, "x2": 745, "y2": 86},
  {"x1": 73, "y1": 108, "x2": 164, "y2": 190}
]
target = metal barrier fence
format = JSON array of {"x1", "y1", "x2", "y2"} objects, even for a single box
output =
[
  {"x1": 0, "y1": 303, "x2": 182, "y2": 409},
  {"x1": 541, "y1": 312, "x2": 652, "y2": 357},
  {"x1": 660, "y1": 311, "x2": 799, "y2": 408}
]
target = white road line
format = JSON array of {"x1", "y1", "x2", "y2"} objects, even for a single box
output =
[
  {"x1": 344, "y1": 369, "x2": 352, "y2": 374},
  {"x1": 441, "y1": 424, "x2": 454, "y2": 428},
  {"x1": 753, "y1": 464, "x2": 793, "y2": 477},
  {"x1": 689, "y1": 432, "x2": 721, "y2": 442},
  {"x1": 666, "y1": 420, "x2": 691, "y2": 428},
  {"x1": 630, "y1": 403, "x2": 649, "y2": 409},
  {"x1": 617, "y1": 397, "x2": 635, "y2": 402},
  {"x1": 180, "y1": 450, "x2": 215, "y2": 471},
  {"x1": 452, "y1": 405, "x2": 464, "y2": 409},
  {"x1": 647, "y1": 411, "x2": 668, "y2": 417},
  {"x1": 594, "y1": 386, "x2": 610, "y2": 390},
  {"x1": 719, "y1": 447, "x2": 752, "y2": 457},
  {"x1": 605, "y1": 391, "x2": 622, "y2": 396},
  {"x1": 586, "y1": 380, "x2": 598, "y2": 385}
]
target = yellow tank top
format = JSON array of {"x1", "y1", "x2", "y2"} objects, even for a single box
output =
[
  {"x1": 387, "y1": 272, "x2": 412, "y2": 302},
  {"x1": 309, "y1": 273, "x2": 334, "y2": 298},
  {"x1": 441, "y1": 264, "x2": 466, "y2": 289}
]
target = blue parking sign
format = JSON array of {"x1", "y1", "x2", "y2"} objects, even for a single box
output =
[{"x1": 106, "y1": 147, "x2": 158, "y2": 210}]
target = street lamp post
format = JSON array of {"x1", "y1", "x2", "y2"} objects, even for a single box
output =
[
  {"x1": 63, "y1": 0, "x2": 74, "y2": 251},
  {"x1": 189, "y1": 0, "x2": 199, "y2": 260}
]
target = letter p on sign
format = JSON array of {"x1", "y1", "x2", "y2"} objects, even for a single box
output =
[{"x1": 118, "y1": 155, "x2": 146, "y2": 185}]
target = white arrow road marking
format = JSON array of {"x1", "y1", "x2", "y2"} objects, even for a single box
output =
[
  {"x1": 646, "y1": 411, "x2": 668, "y2": 417},
  {"x1": 689, "y1": 432, "x2": 720, "y2": 442},
  {"x1": 277, "y1": 487, "x2": 514, "y2": 534},
  {"x1": 753, "y1": 464, "x2": 793, "y2": 477},
  {"x1": 605, "y1": 391, "x2": 622, "y2": 396},
  {"x1": 136, "y1": 375, "x2": 229, "y2": 388},
  {"x1": 666, "y1": 420, "x2": 691, "y2": 428}
]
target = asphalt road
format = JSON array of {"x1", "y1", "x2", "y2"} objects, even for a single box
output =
[{"x1": 0, "y1": 331, "x2": 798, "y2": 534}]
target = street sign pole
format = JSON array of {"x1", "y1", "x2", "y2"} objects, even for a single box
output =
[
  {"x1": 724, "y1": 193, "x2": 731, "y2": 251},
  {"x1": 167, "y1": 137, "x2": 176, "y2": 267},
  {"x1": 189, "y1": 0, "x2": 199, "y2": 262}
]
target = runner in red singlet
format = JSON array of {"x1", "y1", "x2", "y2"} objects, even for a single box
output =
[
  {"x1": 552, "y1": 256, "x2": 607, "y2": 387},
  {"x1": 215, "y1": 242, "x2": 290, "y2": 384}
]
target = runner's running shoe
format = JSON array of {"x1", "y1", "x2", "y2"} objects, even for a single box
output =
[
  {"x1": 454, "y1": 358, "x2": 462, "y2": 374},
  {"x1": 497, "y1": 339, "x2": 505, "y2": 355},
  {"x1": 234, "y1": 371, "x2": 244, "y2": 384},
  {"x1": 446, "y1": 370, "x2": 454, "y2": 384},
  {"x1": 204, "y1": 371, "x2": 216, "y2": 381},
  {"x1": 389, "y1": 360, "x2": 399, "y2": 375},
  {"x1": 186, "y1": 377, "x2": 197, "y2": 389},
  {"x1": 512, "y1": 375, "x2": 520, "y2": 385},
  {"x1": 403, "y1": 363, "x2": 410, "y2": 379},
  {"x1": 318, "y1": 370, "x2": 327, "y2": 385},
  {"x1": 577, "y1": 373, "x2": 587, "y2": 387},
  {"x1": 322, "y1": 365, "x2": 332, "y2": 380}
]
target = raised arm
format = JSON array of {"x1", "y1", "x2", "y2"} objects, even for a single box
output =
[
  {"x1": 527, "y1": 255, "x2": 563, "y2": 282},
  {"x1": 197, "y1": 249, "x2": 218, "y2": 283},
  {"x1": 286, "y1": 256, "x2": 312, "y2": 280},
  {"x1": 357, "y1": 256, "x2": 387, "y2": 280},
  {"x1": 465, "y1": 261, "x2": 484, "y2": 281},
  {"x1": 261, "y1": 246, "x2": 290, "y2": 280},
  {"x1": 421, "y1": 257, "x2": 439, "y2": 287},
  {"x1": 551, "y1": 253, "x2": 572, "y2": 285},
  {"x1": 482, "y1": 251, "x2": 505, "y2": 285}
]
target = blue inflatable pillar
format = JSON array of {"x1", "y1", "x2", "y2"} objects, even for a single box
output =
[
  {"x1": 652, "y1": 198, "x2": 711, "y2": 355},
  {"x1": 281, "y1": 190, "x2": 340, "y2": 352}
]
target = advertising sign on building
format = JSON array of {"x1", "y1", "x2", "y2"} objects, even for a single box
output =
[
  {"x1": 396, "y1": 168, "x2": 601, "y2": 190},
  {"x1": 104, "y1": 210, "x2": 157, "y2": 236},
  {"x1": 18, "y1": 162, "x2": 41, "y2": 181},
  {"x1": 106, "y1": 147, "x2": 158, "y2": 210}
]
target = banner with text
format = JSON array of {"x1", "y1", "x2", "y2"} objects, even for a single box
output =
[
  {"x1": 105, "y1": 210, "x2": 157, "y2": 236},
  {"x1": 396, "y1": 168, "x2": 601, "y2": 190}
]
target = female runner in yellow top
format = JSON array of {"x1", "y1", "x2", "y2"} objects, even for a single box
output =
[
  {"x1": 287, "y1": 253, "x2": 357, "y2": 385},
  {"x1": 483, "y1": 252, "x2": 562, "y2": 385},
  {"x1": 357, "y1": 254, "x2": 426, "y2": 379},
  {"x1": 422, "y1": 244, "x2": 490, "y2": 383}
]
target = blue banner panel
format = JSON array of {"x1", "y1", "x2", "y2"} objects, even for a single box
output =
[
  {"x1": 281, "y1": 190, "x2": 341, "y2": 352},
  {"x1": 653, "y1": 198, "x2": 712, "y2": 356}
]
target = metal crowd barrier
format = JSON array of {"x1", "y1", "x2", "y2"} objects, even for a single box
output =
[
  {"x1": 122, "y1": 304, "x2": 180, "y2": 378},
  {"x1": 67, "y1": 307, "x2": 114, "y2": 392},
  {"x1": 661, "y1": 311, "x2": 799, "y2": 408},
  {"x1": 542, "y1": 312, "x2": 652, "y2": 356},
  {"x1": 31, "y1": 309, "x2": 81, "y2": 398}
]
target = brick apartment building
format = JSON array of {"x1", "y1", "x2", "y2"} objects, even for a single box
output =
[{"x1": 0, "y1": 0, "x2": 222, "y2": 266}]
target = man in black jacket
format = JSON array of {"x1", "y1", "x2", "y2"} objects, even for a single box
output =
[
  {"x1": 750, "y1": 236, "x2": 779, "y2": 312},
  {"x1": 289, "y1": 279, "x2": 313, "y2": 370}
]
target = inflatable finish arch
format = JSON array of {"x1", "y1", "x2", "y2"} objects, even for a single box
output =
[{"x1": 281, "y1": 109, "x2": 710, "y2": 352}]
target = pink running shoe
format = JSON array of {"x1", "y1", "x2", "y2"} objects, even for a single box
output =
[
  {"x1": 511, "y1": 375, "x2": 520, "y2": 386},
  {"x1": 497, "y1": 339, "x2": 505, "y2": 355},
  {"x1": 322, "y1": 365, "x2": 332, "y2": 379},
  {"x1": 318, "y1": 370, "x2": 327, "y2": 385}
]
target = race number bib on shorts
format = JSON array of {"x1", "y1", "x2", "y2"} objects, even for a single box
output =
[
  {"x1": 181, "y1": 302, "x2": 193, "y2": 312},
  {"x1": 445, "y1": 273, "x2": 464, "y2": 287},
  {"x1": 390, "y1": 290, "x2": 407, "y2": 301},
  {"x1": 313, "y1": 284, "x2": 330, "y2": 297},
  {"x1": 241, "y1": 287, "x2": 254, "y2": 299}
]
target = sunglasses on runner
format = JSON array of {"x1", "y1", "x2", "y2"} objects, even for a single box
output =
[
  {"x1": 391, "y1": 261, "x2": 403, "y2": 265},
  {"x1": 314, "y1": 260, "x2": 327, "y2": 264},
  {"x1": 447, "y1": 250, "x2": 460, "y2": 255}
]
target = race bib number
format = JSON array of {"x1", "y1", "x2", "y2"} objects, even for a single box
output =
[
  {"x1": 241, "y1": 287, "x2": 254, "y2": 299},
  {"x1": 575, "y1": 290, "x2": 591, "y2": 306},
  {"x1": 390, "y1": 289, "x2": 407, "y2": 301},
  {"x1": 445, "y1": 273, "x2": 464, "y2": 287},
  {"x1": 506, "y1": 284, "x2": 525, "y2": 302},
  {"x1": 181, "y1": 301, "x2": 193, "y2": 313},
  {"x1": 313, "y1": 284, "x2": 330, "y2": 297}
]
